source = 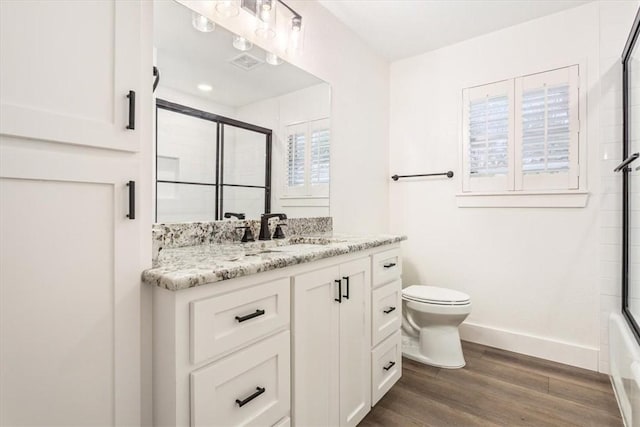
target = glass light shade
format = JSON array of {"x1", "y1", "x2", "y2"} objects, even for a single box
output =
[
  {"x1": 232, "y1": 36, "x2": 253, "y2": 52},
  {"x1": 215, "y1": 0, "x2": 239, "y2": 18},
  {"x1": 255, "y1": 0, "x2": 276, "y2": 39},
  {"x1": 265, "y1": 52, "x2": 283, "y2": 66},
  {"x1": 191, "y1": 12, "x2": 215, "y2": 33},
  {"x1": 287, "y1": 25, "x2": 302, "y2": 54}
]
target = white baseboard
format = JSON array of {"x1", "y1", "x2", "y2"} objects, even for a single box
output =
[{"x1": 459, "y1": 321, "x2": 599, "y2": 371}]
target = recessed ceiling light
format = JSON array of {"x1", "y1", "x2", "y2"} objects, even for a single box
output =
[{"x1": 197, "y1": 83, "x2": 213, "y2": 92}]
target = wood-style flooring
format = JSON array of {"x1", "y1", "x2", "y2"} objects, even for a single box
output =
[{"x1": 360, "y1": 341, "x2": 622, "y2": 427}]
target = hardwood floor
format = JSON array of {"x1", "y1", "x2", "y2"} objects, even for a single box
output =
[{"x1": 360, "y1": 341, "x2": 623, "y2": 427}]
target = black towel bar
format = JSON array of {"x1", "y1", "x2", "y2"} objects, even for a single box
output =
[{"x1": 391, "y1": 171, "x2": 454, "y2": 181}]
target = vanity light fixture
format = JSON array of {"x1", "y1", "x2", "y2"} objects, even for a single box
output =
[
  {"x1": 255, "y1": 0, "x2": 276, "y2": 39},
  {"x1": 240, "y1": 0, "x2": 303, "y2": 47},
  {"x1": 197, "y1": 83, "x2": 213, "y2": 92},
  {"x1": 265, "y1": 52, "x2": 283, "y2": 65},
  {"x1": 215, "y1": 0, "x2": 240, "y2": 18},
  {"x1": 232, "y1": 35, "x2": 253, "y2": 52},
  {"x1": 191, "y1": 12, "x2": 215, "y2": 33},
  {"x1": 288, "y1": 15, "x2": 302, "y2": 53}
]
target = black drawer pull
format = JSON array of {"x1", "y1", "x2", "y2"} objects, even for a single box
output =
[
  {"x1": 126, "y1": 181, "x2": 135, "y2": 220},
  {"x1": 126, "y1": 90, "x2": 135, "y2": 130},
  {"x1": 383, "y1": 361, "x2": 396, "y2": 371},
  {"x1": 383, "y1": 307, "x2": 396, "y2": 314},
  {"x1": 343, "y1": 276, "x2": 350, "y2": 299},
  {"x1": 383, "y1": 262, "x2": 397, "y2": 269},
  {"x1": 335, "y1": 279, "x2": 342, "y2": 303},
  {"x1": 235, "y1": 386, "x2": 265, "y2": 407},
  {"x1": 235, "y1": 309, "x2": 265, "y2": 323}
]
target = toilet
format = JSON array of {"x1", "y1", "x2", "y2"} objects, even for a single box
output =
[{"x1": 401, "y1": 285, "x2": 472, "y2": 369}]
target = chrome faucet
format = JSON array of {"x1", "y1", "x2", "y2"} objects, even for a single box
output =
[{"x1": 258, "y1": 213, "x2": 287, "y2": 240}]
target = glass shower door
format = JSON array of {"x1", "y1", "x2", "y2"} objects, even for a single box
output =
[{"x1": 622, "y1": 23, "x2": 640, "y2": 335}]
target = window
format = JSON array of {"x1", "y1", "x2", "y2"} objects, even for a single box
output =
[
  {"x1": 462, "y1": 65, "x2": 580, "y2": 196},
  {"x1": 285, "y1": 118, "x2": 330, "y2": 197}
]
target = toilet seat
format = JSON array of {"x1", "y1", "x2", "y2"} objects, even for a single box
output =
[{"x1": 402, "y1": 285, "x2": 470, "y2": 306}]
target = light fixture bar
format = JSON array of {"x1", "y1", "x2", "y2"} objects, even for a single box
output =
[{"x1": 276, "y1": 0, "x2": 301, "y2": 20}]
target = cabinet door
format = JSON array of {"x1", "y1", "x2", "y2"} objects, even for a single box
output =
[
  {"x1": 292, "y1": 265, "x2": 340, "y2": 427},
  {"x1": 0, "y1": 1, "x2": 150, "y2": 425},
  {"x1": 338, "y1": 258, "x2": 372, "y2": 426},
  {"x1": 0, "y1": 0, "x2": 142, "y2": 152},
  {"x1": 0, "y1": 140, "x2": 142, "y2": 426}
]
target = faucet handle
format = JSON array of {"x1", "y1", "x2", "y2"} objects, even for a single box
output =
[
  {"x1": 236, "y1": 226, "x2": 255, "y2": 243},
  {"x1": 273, "y1": 223, "x2": 287, "y2": 240}
]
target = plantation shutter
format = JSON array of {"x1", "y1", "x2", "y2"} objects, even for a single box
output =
[
  {"x1": 310, "y1": 119, "x2": 330, "y2": 186},
  {"x1": 284, "y1": 118, "x2": 330, "y2": 197},
  {"x1": 462, "y1": 79, "x2": 514, "y2": 192},
  {"x1": 468, "y1": 95, "x2": 510, "y2": 176},
  {"x1": 286, "y1": 131, "x2": 305, "y2": 187},
  {"x1": 515, "y1": 65, "x2": 579, "y2": 190}
]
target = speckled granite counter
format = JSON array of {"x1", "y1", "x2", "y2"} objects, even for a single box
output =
[{"x1": 142, "y1": 234, "x2": 406, "y2": 291}]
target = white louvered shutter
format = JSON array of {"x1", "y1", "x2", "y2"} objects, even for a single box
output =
[
  {"x1": 515, "y1": 65, "x2": 579, "y2": 190},
  {"x1": 310, "y1": 119, "x2": 330, "y2": 188},
  {"x1": 463, "y1": 80, "x2": 514, "y2": 192},
  {"x1": 287, "y1": 132, "x2": 305, "y2": 187}
]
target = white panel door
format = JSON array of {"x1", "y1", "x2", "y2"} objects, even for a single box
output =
[
  {"x1": 0, "y1": 137, "x2": 142, "y2": 425},
  {"x1": 0, "y1": 0, "x2": 142, "y2": 152},
  {"x1": 292, "y1": 265, "x2": 340, "y2": 427},
  {"x1": 338, "y1": 258, "x2": 371, "y2": 427}
]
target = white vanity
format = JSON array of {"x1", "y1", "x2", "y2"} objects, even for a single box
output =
[{"x1": 146, "y1": 231, "x2": 405, "y2": 427}]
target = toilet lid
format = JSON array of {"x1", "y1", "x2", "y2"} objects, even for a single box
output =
[{"x1": 402, "y1": 285, "x2": 470, "y2": 305}]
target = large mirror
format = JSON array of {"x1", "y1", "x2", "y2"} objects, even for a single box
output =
[
  {"x1": 622, "y1": 12, "x2": 640, "y2": 340},
  {"x1": 153, "y1": 0, "x2": 331, "y2": 222}
]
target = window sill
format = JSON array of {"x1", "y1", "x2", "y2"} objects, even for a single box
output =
[{"x1": 455, "y1": 191, "x2": 589, "y2": 208}]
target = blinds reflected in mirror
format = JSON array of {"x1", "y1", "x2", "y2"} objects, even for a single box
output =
[
  {"x1": 285, "y1": 118, "x2": 330, "y2": 197},
  {"x1": 522, "y1": 84, "x2": 570, "y2": 174},
  {"x1": 287, "y1": 132, "x2": 306, "y2": 187},
  {"x1": 310, "y1": 128, "x2": 330, "y2": 185}
]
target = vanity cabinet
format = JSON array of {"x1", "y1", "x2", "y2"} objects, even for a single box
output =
[
  {"x1": 151, "y1": 243, "x2": 402, "y2": 426},
  {"x1": 292, "y1": 257, "x2": 371, "y2": 427}
]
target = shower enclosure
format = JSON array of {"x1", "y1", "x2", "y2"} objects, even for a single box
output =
[
  {"x1": 155, "y1": 99, "x2": 272, "y2": 222},
  {"x1": 621, "y1": 11, "x2": 640, "y2": 342}
]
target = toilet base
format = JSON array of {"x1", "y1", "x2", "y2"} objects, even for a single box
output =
[{"x1": 401, "y1": 333, "x2": 466, "y2": 369}]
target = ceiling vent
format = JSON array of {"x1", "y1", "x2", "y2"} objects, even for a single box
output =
[{"x1": 229, "y1": 53, "x2": 263, "y2": 71}]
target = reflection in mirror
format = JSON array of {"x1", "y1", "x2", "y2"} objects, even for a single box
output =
[
  {"x1": 622, "y1": 15, "x2": 640, "y2": 337},
  {"x1": 153, "y1": 0, "x2": 331, "y2": 222}
]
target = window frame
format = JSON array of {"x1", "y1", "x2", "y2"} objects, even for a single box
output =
[{"x1": 459, "y1": 64, "x2": 587, "y2": 208}]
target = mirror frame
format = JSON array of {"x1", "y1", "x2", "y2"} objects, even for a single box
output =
[{"x1": 621, "y1": 7, "x2": 640, "y2": 343}]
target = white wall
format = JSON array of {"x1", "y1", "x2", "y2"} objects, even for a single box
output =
[
  {"x1": 389, "y1": 2, "x2": 628, "y2": 371},
  {"x1": 235, "y1": 83, "x2": 331, "y2": 217},
  {"x1": 179, "y1": 0, "x2": 390, "y2": 234}
]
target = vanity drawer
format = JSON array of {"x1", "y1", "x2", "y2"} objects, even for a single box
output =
[
  {"x1": 371, "y1": 330, "x2": 402, "y2": 406},
  {"x1": 372, "y1": 279, "x2": 402, "y2": 346},
  {"x1": 191, "y1": 331, "x2": 290, "y2": 427},
  {"x1": 372, "y1": 248, "x2": 402, "y2": 288},
  {"x1": 190, "y1": 277, "x2": 290, "y2": 365}
]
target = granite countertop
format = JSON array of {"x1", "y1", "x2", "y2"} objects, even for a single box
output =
[{"x1": 142, "y1": 234, "x2": 407, "y2": 291}]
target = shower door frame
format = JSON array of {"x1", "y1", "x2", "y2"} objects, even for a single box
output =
[
  {"x1": 155, "y1": 99, "x2": 272, "y2": 222},
  {"x1": 621, "y1": 9, "x2": 640, "y2": 343}
]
